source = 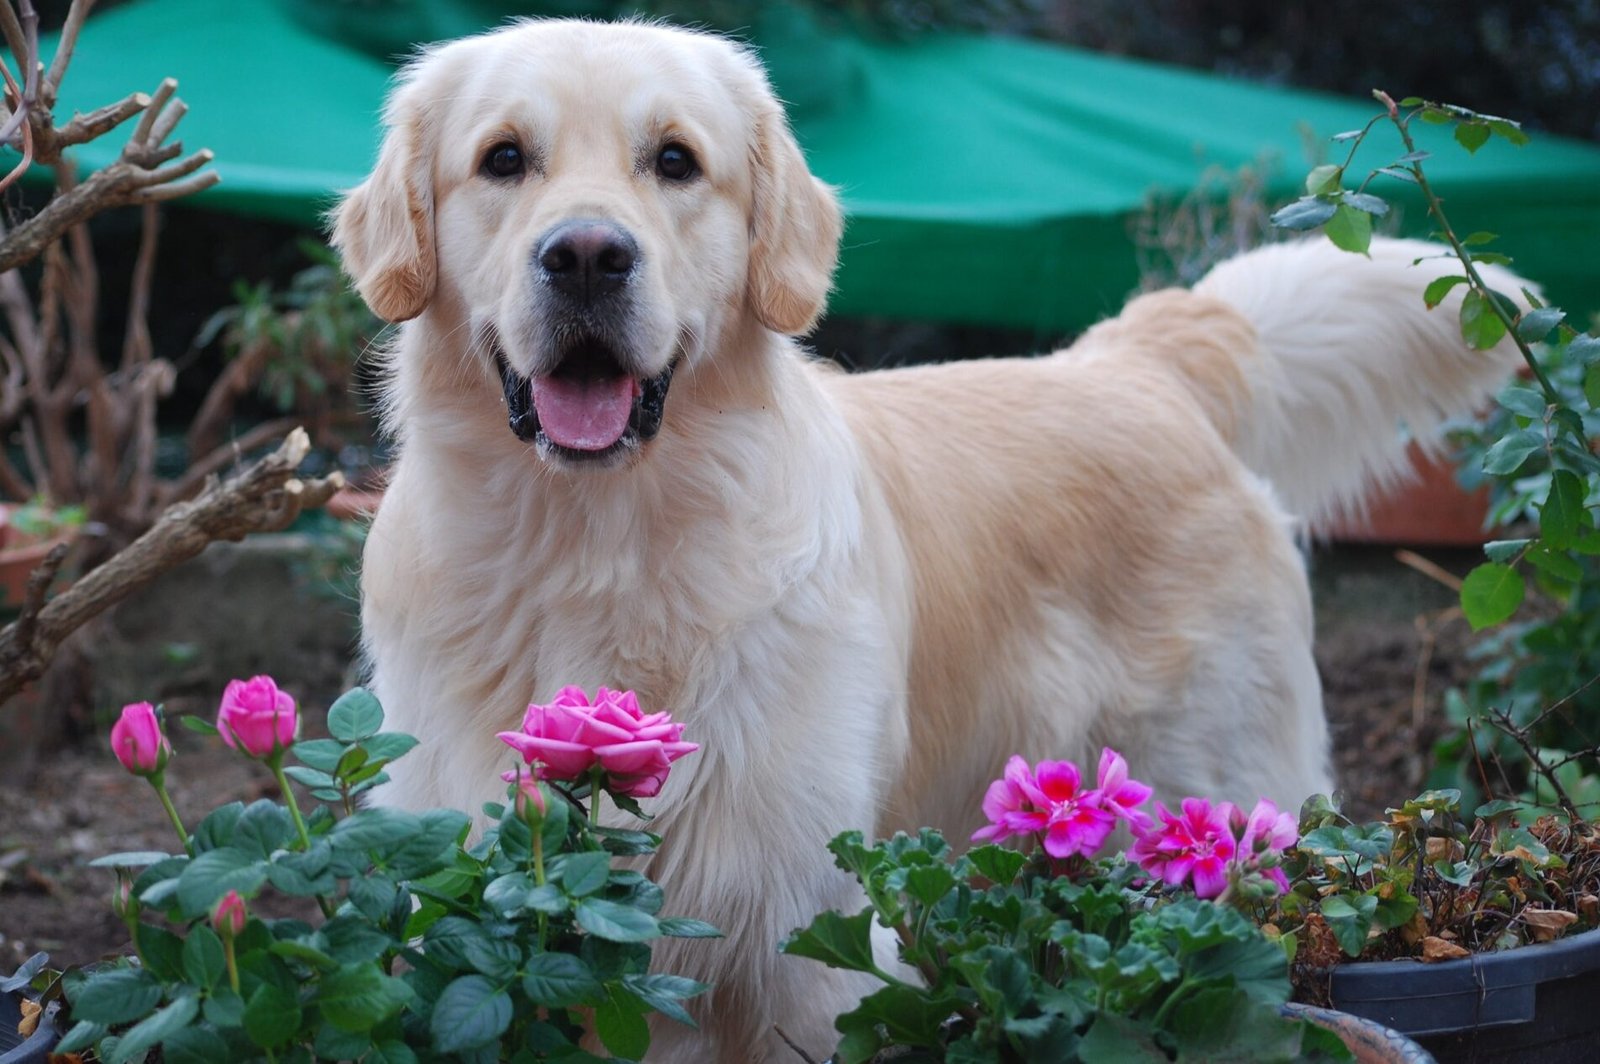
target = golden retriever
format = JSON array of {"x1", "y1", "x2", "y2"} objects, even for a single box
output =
[{"x1": 333, "y1": 19, "x2": 1524, "y2": 1061}]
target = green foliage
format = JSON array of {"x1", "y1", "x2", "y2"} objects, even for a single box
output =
[
  {"x1": 1275, "y1": 93, "x2": 1600, "y2": 809},
  {"x1": 781, "y1": 830, "x2": 1348, "y2": 1063},
  {"x1": 60, "y1": 689, "x2": 717, "y2": 1061},
  {"x1": 1279, "y1": 789, "x2": 1600, "y2": 968}
]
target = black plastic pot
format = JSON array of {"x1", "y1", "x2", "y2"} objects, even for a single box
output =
[
  {"x1": 1328, "y1": 928, "x2": 1600, "y2": 1063},
  {"x1": 0, "y1": 988, "x2": 61, "y2": 1064}
]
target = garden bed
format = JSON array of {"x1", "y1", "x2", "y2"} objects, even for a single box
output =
[{"x1": 0, "y1": 543, "x2": 1477, "y2": 972}]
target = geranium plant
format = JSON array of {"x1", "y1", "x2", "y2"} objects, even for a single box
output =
[
  {"x1": 53, "y1": 679, "x2": 717, "y2": 1062},
  {"x1": 781, "y1": 751, "x2": 1350, "y2": 1063}
]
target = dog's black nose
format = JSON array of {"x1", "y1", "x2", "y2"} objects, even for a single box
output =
[{"x1": 536, "y1": 219, "x2": 637, "y2": 302}]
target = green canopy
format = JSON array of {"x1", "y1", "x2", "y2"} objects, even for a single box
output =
[{"x1": 27, "y1": 0, "x2": 1600, "y2": 332}]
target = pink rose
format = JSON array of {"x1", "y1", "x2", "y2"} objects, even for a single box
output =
[
  {"x1": 504, "y1": 767, "x2": 551, "y2": 825},
  {"x1": 110, "y1": 701, "x2": 170, "y2": 777},
  {"x1": 217, "y1": 676, "x2": 298, "y2": 759},
  {"x1": 496, "y1": 685, "x2": 698, "y2": 798},
  {"x1": 212, "y1": 890, "x2": 247, "y2": 939}
]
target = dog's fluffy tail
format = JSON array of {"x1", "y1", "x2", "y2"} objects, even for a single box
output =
[{"x1": 1181, "y1": 236, "x2": 1530, "y2": 530}]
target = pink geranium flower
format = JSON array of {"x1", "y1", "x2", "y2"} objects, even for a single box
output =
[
  {"x1": 1233, "y1": 798, "x2": 1298, "y2": 894},
  {"x1": 217, "y1": 676, "x2": 299, "y2": 759},
  {"x1": 970, "y1": 749, "x2": 1153, "y2": 860},
  {"x1": 1093, "y1": 749, "x2": 1155, "y2": 833},
  {"x1": 496, "y1": 685, "x2": 698, "y2": 798},
  {"x1": 1130, "y1": 797, "x2": 1237, "y2": 899},
  {"x1": 110, "y1": 701, "x2": 170, "y2": 778}
]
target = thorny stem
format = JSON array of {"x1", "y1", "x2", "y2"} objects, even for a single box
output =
[
  {"x1": 222, "y1": 934, "x2": 240, "y2": 994},
  {"x1": 1374, "y1": 91, "x2": 1557, "y2": 401},
  {"x1": 588, "y1": 764, "x2": 604, "y2": 828}
]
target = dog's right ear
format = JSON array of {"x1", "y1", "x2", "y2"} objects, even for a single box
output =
[{"x1": 331, "y1": 85, "x2": 436, "y2": 323}]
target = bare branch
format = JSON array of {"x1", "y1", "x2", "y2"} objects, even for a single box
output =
[
  {"x1": 137, "y1": 170, "x2": 219, "y2": 203},
  {"x1": 41, "y1": 0, "x2": 97, "y2": 108},
  {"x1": 0, "y1": 3, "x2": 27, "y2": 75},
  {"x1": 47, "y1": 91, "x2": 149, "y2": 152},
  {"x1": 0, "y1": 429, "x2": 345, "y2": 706},
  {"x1": 128, "y1": 76, "x2": 175, "y2": 148},
  {"x1": 164, "y1": 416, "x2": 300, "y2": 505}
]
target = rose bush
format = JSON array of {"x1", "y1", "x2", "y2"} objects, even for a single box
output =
[
  {"x1": 51, "y1": 680, "x2": 716, "y2": 1062},
  {"x1": 109, "y1": 701, "x2": 169, "y2": 778}
]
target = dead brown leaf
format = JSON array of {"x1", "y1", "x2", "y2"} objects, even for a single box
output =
[
  {"x1": 1522, "y1": 908, "x2": 1579, "y2": 942},
  {"x1": 1422, "y1": 936, "x2": 1471, "y2": 962},
  {"x1": 17, "y1": 997, "x2": 40, "y2": 1037}
]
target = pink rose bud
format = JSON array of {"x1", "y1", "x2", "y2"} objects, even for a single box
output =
[
  {"x1": 509, "y1": 770, "x2": 550, "y2": 826},
  {"x1": 110, "y1": 701, "x2": 170, "y2": 777},
  {"x1": 212, "y1": 890, "x2": 247, "y2": 939},
  {"x1": 111, "y1": 872, "x2": 136, "y2": 921},
  {"x1": 217, "y1": 676, "x2": 299, "y2": 759}
]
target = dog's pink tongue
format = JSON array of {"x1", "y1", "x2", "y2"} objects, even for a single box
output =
[{"x1": 529, "y1": 375, "x2": 635, "y2": 451}]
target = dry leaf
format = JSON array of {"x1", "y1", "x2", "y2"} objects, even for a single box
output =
[
  {"x1": 1522, "y1": 908, "x2": 1578, "y2": 942},
  {"x1": 1422, "y1": 936, "x2": 1471, "y2": 962},
  {"x1": 1426, "y1": 836, "x2": 1464, "y2": 862},
  {"x1": 17, "y1": 998, "x2": 40, "y2": 1037},
  {"x1": 1580, "y1": 894, "x2": 1599, "y2": 922}
]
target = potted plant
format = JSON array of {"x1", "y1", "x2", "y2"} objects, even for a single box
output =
[
  {"x1": 1280, "y1": 788, "x2": 1600, "y2": 1063},
  {"x1": 0, "y1": 499, "x2": 83, "y2": 609},
  {"x1": 0, "y1": 954, "x2": 63, "y2": 1064},
  {"x1": 783, "y1": 750, "x2": 1430, "y2": 1063}
]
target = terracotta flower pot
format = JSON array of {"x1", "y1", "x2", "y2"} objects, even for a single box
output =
[{"x1": 1330, "y1": 443, "x2": 1495, "y2": 547}]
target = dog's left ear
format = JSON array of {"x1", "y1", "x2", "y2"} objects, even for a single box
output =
[
  {"x1": 746, "y1": 94, "x2": 842, "y2": 336},
  {"x1": 330, "y1": 82, "x2": 436, "y2": 323}
]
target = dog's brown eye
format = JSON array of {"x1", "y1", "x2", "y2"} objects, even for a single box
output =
[
  {"x1": 483, "y1": 142, "x2": 525, "y2": 179},
  {"x1": 655, "y1": 143, "x2": 698, "y2": 182}
]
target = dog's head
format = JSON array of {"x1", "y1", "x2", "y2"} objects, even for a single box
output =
[{"x1": 332, "y1": 20, "x2": 841, "y2": 468}]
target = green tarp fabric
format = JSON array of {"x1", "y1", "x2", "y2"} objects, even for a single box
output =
[{"x1": 23, "y1": 0, "x2": 1600, "y2": 332}]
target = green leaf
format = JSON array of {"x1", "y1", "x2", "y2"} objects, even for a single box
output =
[
  {"x1": 1460, "y1": 562, "x2": 1526, "y2": 630},
  {"x1": 1376, "y1": 165, "x2": 1420, "y2": 184},
  {"x1": 561, "y1": 851, "x2": 612, "y2": 898},
  {"x1": 1269, "y1": 196, "x2": 1337, "y2": 231},
  {"x1": 292, "y1": 738, "x2": 348, "y2": 772},
  {"x1": 846, "y1": 983, "x2": 963, "y2": 1047},
  {"x1": 522, "y1": 952, "x2": 605, "y2": 1008},
  {"x1": 1319, "y1": 893, "x2": 1379, "y2": 956},
  {"x1": 178, "y1": 715, "x2": 221, "y2": 736},
  {"x1": 175, "y1": 846, "x2": 267, "y2": 918},
  {"x1": 1484, "y1": 538, "x2": 1531, "y2": 563},
  {"x1": 1304, "y1": 164, "x2": 1341, "y2": 196},
  {"x1": 1482, "y1": 428, "x2": 1545, "y2": 475},
  {"x1": 1570, "y1": 333, "x2": 1600, "y2": 366},
  {"x1": 481, "y1": 872, "x2": 535, "y2": 917},
  {"x1": 1342, "y1": 191, "x2": 1389, "y2": 216},
  {"x1": 360, "y1": 732, "x2": 420, "y2": 763},
  {"x1": 1455, "y1": 121, "x2": 1491, "y2": 153},
  {"x1": 88, "y1": 851, "x2": 173, "y2": 869},
  {"x1": 161, "y1": 1026, "x2": 231, "y2": 1064},
  {"x1": 193, "y1": 802, "x2": 244, "y2": 851},
  {"x1": 575, "y1": 897, "x2": 661, "y2": 943},
  {"x1": 53, "y1": 1020, "x2": 109, "y2": 1056},
  {"x1": 317, "y1": 963, "x2": 413, "y2": 1032},
  {"x1": 779, "y1": 908, "x2": 878, "y2": 973},
  {"x1": 283, "y1": 765, "x2": 337, "y2": 790},
  {"x1": 108, "y1": 992, "x2": 200, "y2": 1064},
  {"x1": 1585, "y1": 365, "x2": 1600, "y2": 411},
  {"x1": 966, "y1": 844, "x2": 1027, "y2": 885},
  {"x1": 1461, "y1": 231, "x2": 1497, "y2": 246},
  {"x1": 68, "y1": 967, "x2": 163, "y2": 1025},
  {"x1": 327, "y1": 687, "x2": 384, "y2": 742},
  {"x1": 657, "y1": 916, "x2": 723, "y2": 939},
  {"x1": 1540, "y1": 470, "x2": 1585, "y2": 550},
  {"x1": 1460, "y1": 289, "x2": 1509, "y2": 350},
  {"x1": 594, "y1": 990, "x2": 651, "y2": 1060},
  {"x1": 1518, "y1": 306, "x2": 1566, "y2": 342},
  {"x1": 243, "y1": 981, "x2": 302, "y2": 1048},
  {"x1": 622, "y1": 973, "x2": 709, "y2": 1028},
  {"x1": 1423, "y1": 274, "x2": 1469, "y2": 309},
  {"x1": 1078, "y1": 1013, "x2": 1167, "y2": 1062},
  {"x1": 181, "y1": 926, "x2": 226, "y2": 990},
  {"x1": 1497, "y1": 383, "x2": 1549, "y2": 419},
  {"x1": 903, "y1": 863, "x2": 958, "y2": 908},
  {"x1": 1324, "y1": 203, "x2": 1373, "y2": 254},
  {"x1": 431, "y1": 975, "x2": 513, "y2": 1054},
  {"x1": 328, "y1": 808, "x2": 421, "y2": 855},
  {"x1": 231, "y1": 799, "x2": 295, "y2": 859}
]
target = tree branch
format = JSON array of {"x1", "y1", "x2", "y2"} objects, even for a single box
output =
[{"x1": 0, "y1": 429, "x2": 345, "y2": 707}]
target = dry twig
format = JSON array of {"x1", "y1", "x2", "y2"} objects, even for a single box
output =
[{"x1": 0, "y1": 429, "x2": 344, "y2": 706}]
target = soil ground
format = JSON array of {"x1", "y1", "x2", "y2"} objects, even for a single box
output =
[{"x1": 0, "y1": 543, "x2": 1482, "y2": 973}]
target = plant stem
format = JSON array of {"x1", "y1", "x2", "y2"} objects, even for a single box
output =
[
  {"x1": 588, "y1": 765, "x2": 604, "y2": 828},
  {"x1": 149, "y1": 773, "x2": 194, "y2": 857},
  {"x1": 222, "y1": 935, "x2": 240, "y2": 994},
  {"x1": 270, "y1": 753, "x2": 335, "y2": 917},
  {"x1": 1385, "y1": 103, "x2": 1556, "y2": 401}
]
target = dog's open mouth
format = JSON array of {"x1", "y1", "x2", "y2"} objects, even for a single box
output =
[{"x1": 496, "y1": 336, "x2": 675, "y2": 460}]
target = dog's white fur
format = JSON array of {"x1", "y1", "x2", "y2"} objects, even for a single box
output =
[{"x1": 333, "y1": 19, "x2": 1525, "y2": 1061}]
